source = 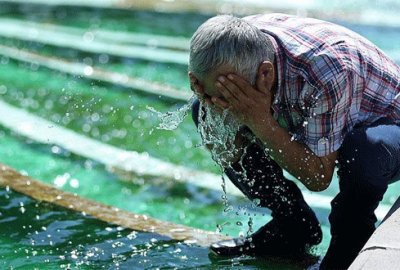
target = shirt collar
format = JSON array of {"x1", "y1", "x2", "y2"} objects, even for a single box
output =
[{"x1": 264, "y1": 33, "x2": 284, "y2": 117}]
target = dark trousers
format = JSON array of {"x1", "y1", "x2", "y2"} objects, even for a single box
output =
[
  {"x1": 332, "y1": 118, "x2": 400, "y2": 232},
  {"x1": 321, "y1": 118, "x2": 400, "y2": 269}
]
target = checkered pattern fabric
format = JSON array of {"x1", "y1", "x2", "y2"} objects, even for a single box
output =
[{"x1": 245, "y1": 14, "x2": 400, "y2": 156}]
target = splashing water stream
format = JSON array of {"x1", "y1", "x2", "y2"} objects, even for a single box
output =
[
  {"x1": 146, "y1": 95, "x2": 196, "y2": 132},
  {"x1": 147, "y1": 97, "x2": 244, "y2": 167},
  {"x1": 148, "y1": 98, "x2": 259, "y2": 235}
]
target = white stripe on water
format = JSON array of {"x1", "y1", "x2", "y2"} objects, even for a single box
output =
[
  {"x1": 0, "y1": 18, "x2": 191, "y2": 51},
  {"x1": 0, "y1": 45, "x2": 192, "y2": 102},
  {"x1": 0, "y1": 18, "x2": 189, "y2": 65}
]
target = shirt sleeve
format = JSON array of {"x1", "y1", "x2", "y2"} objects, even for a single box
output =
[{"x1": 301, "y1": 53, "x2": 350, "y2": 157}]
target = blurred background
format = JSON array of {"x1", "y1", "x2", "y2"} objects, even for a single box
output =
[{"x1": 0, "y1": 0, "x2": 399, "y2": 269}]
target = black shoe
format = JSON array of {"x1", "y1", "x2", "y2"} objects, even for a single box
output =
[{"x1": 210, "y1": 217, "x2": 322, "y2": 258}]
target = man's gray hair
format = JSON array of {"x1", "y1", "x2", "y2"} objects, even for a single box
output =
[{"x1": 189, "y1": 15, "x2": 275, "y2": 85}]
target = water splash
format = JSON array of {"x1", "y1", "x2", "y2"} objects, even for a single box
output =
[
  {"x1": 148, "y1": 97, "x2": 258, "y2": 235},
  {"x1": 146, "y1": 95, "x2": 196, "y2": 131},
  {"x1": 196, "y1": 102, "x2": 245, "y2": 168},
  {"x1": 247, "y1": 217, "x2": 254, "y2": 235},
  {"x1": 147, "y1": 96, "x2": 248, "y2": 169}
]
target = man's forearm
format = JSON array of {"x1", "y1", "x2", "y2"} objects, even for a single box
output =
[{"x1": 250, "y1": 116, "x2": 336, "y2": 191}]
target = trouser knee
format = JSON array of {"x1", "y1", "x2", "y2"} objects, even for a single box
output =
[
  {"x1": 338, "y1": 119, "x2": 400, "y2": 189},
  {"x1": 329, "y1": 119, "x2": 400, "y2": 230}
]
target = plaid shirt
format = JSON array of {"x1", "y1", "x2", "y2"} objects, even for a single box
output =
[{"x1": 245, "y1": 14, "x2": 400, "y2": 157}]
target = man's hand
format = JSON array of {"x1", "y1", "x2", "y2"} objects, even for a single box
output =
[{"x1": 211, "y1": 70, "x2": 275, "y2": 137}]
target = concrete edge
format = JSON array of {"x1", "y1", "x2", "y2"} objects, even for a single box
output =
[
  {"x1": 349, "y1": 205, "x2": 400, "y2": 270},
  {"x1": 0, "y1": 162, "x2": 231, "y2": 247}
]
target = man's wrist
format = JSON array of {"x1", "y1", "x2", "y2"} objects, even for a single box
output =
[{"x1": 249, "y1": 114, "x2": 279, "y2": 144}]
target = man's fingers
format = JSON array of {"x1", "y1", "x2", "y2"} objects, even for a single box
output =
[
  {"x1": 215, "y1": 76, "x2": 247, "y2": 104},
  {"x1": 211, "y1": 96, "x2": 230, "y2": 109},
  {"x1": 226, "y1": 74, "x2": 252, "y2": 96},
  {"x1": 215, "y1": 81, "x2": 238, "y2": 106},
  {"x1": 203, "y1": 96, "x2": 213, "y2": 106}
]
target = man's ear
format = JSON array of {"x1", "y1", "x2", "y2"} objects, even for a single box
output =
[
  {"x1": 188, "y1": 72, "x2": 199, "y2": 84},
  {"x1": 188, "y1": 72, "x2": 198, "y2": 91},
  {"x1": 188, "y1": 72, "x2": 205, "y2": 94},
  {"x1": 257, "y1": 61, "x2": 275, "y2": 92}
]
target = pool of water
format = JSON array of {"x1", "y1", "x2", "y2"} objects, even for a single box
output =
[{"x1": 0, "y1": 2, "x2": 400, "y2": 269}]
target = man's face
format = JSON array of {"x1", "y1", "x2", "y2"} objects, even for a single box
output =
[{"x1": 191, "y1": 66, "x2": 247, "y2": 167}]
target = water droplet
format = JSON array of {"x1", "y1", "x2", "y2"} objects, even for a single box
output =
[
  {"x1": 83, "y1": 31, "x2": 94, "y2": 43},
  {"x1": 319, "y1": 137, "x2": 328, "y2": 145},
  {"x1": 224, "y1": 206, "x2": 233, "y2": 212},
  {"x1": 83, "y1": 66, "x2": 93, "y2": 76},
  {"x1": 0, "y1": 85, "x2": 7, "y2": 94},
  {"x1": 69, "y1": 179, "x2": 79, "y2": 188},
  {"x1": 250, "y1": 198, "x2": 259, "y2": 206},
  {"x1": 99, "y1": 53, "x2": 109, "y2": 64}
]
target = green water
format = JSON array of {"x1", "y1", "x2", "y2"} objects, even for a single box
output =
[
  {"x1": 0, "y1": 2, "x2": 400, "y2": 269},
  {"x1": 0, "y1": 187, "x2": 211, "y2": 270},
  {"x1": 0, "y1": 188, "x2": 320, "y2": 270},
  {"x1": 1, "y1": 132, "x2": 327, "y2": 269}
]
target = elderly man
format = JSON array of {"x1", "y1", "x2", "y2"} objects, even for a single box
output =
[{"x1": 188, "y1": 14, "x2": 400, "y2": 269}]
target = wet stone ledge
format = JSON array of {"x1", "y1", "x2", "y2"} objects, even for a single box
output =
[
  {"x1": 349, "y1": 202, "x2": 400, "y2": 270},
  {"x1": 0, "y1": 162, "x2": 231, "y2": 247}
]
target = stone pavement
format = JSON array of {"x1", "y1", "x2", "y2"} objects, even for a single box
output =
[{"x1": 349, "y1": 198, "x2": 400, "y2": 270}]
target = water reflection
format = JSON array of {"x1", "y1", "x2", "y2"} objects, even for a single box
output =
[
  {"x1": 0, "y1": 187, "x2": 298, "y2": 269},
  {"x1": 0, "y1": 188, "x2": 197, "y2": 269}
]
